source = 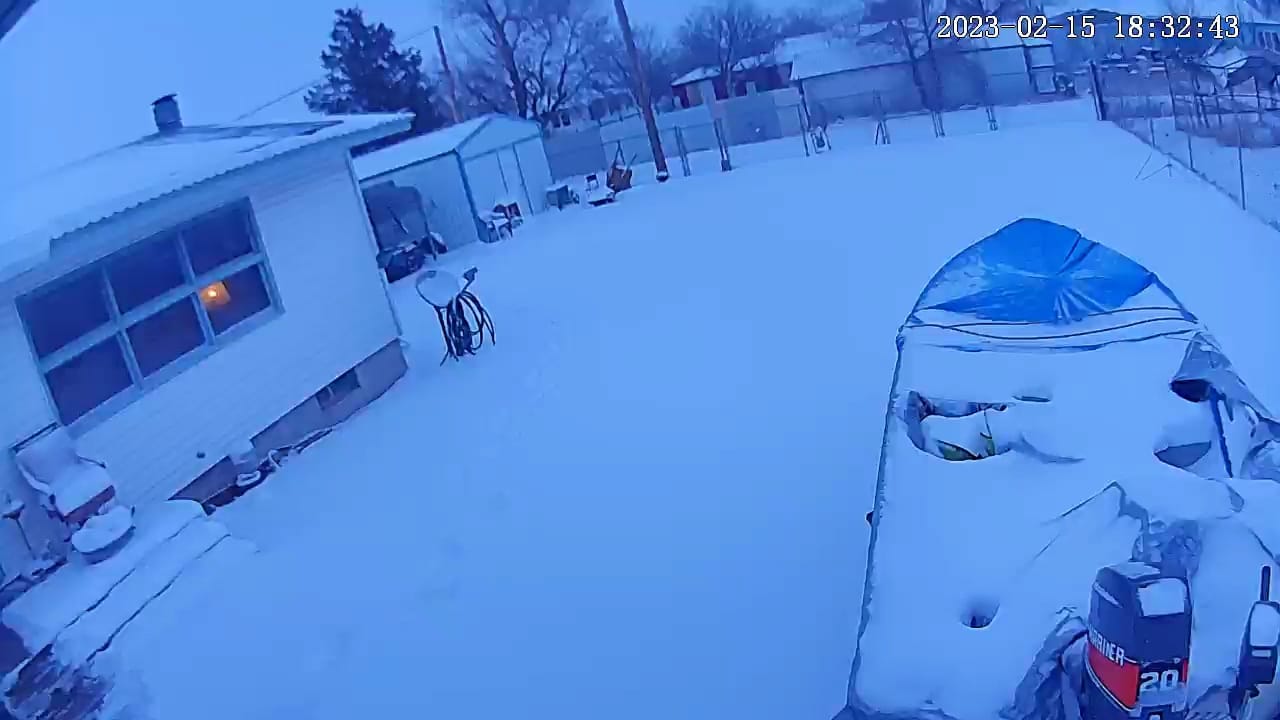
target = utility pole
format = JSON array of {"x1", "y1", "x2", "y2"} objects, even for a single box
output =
[
  {"x1": 613, "y1": 0, "x2": 669, "y2": 181},
  {"x1": 435, "y1": 25, "x2": 462, "y2": 123}
]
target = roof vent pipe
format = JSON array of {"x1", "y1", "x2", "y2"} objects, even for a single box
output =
[{"x1": 152, "y1": 94, "x2": 182, "y2": 133}]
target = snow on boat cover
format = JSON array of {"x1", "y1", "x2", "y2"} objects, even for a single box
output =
[{"x1": 843, "y1": 219, "x2": 1280, "y2": 720}]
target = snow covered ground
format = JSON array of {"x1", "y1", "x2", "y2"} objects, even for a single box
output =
[{"x1": 85, "y1": 105, "x2": 1280, "y2": 720}]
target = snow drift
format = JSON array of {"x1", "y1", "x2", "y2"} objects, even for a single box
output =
[{"x1": 843, "y1": 218, "x2": 1280, "y2": 720}]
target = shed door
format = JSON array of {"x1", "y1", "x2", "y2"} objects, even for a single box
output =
[{"x1": 464, "y1": 147, "x2": 531, "y2": 216}]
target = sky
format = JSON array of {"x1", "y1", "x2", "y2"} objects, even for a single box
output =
[{"x1": 0, "y1": 0, "x2": 814, "y2": 187}]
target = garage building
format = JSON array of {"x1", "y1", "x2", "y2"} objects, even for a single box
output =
[{"x1": 354, "y1": 114, "x2": 553, "y2": 250}]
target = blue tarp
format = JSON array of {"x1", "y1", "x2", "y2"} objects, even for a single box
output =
[{"x1": 912, "y1": 218, "x2": 1175, "y2": 325}]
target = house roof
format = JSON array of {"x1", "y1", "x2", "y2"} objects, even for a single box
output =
[
  {"x1": 353, "y1": 114, "x2": 541, "y2": 181},
  {"x1": 0, "y1": 112, "x2": 411, "y2": 283}
]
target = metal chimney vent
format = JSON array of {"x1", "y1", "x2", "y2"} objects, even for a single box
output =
[{"x1": 152, "y1": 94, "x2": 182, "y2": 133}]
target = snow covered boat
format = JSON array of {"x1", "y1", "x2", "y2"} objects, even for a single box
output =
[{"x1": 842, "y1": 219, "x2": 1280, "y2": 720}]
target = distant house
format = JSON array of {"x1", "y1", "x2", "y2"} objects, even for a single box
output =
[
  {"x1": 673, "y1": 31, "x2": 1057, "y2": 116},
  {"x1": 671, "y1": 58, "x2": 792, "y2": 108},
  {"x1": 1047, "y1": 0, "x2": 1280, "y2": 64},
  {"x1": 542, "y1": 92, "x2": 641, "y2": 130},
  {"x1": 0, "y1": 96, "x2": 412, "y2": 544},
  {"x1": 354, "y1": 114, "x2": 553, "y2": 249}
]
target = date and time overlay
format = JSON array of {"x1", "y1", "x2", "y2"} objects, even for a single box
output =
[{"x1": 934, "y1": 12, "x2": 1241, "y2": 41}]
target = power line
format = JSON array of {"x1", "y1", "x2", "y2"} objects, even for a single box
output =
[{"x1": 229, "y1": 21, "x2": 445, "y2": 122}]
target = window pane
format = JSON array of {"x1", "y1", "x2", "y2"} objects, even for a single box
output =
[
  {"x1": 21, "y1": 272, "x2": 110, "y2": 358},
  {"x1": 184, "y1": 206, "x2": 255, "y2": 275},
  {"x1": 202, "y1": 265, "x2": 271, "y2": 334},
  {"x1": 127, "y1": 298, "x2": 205, "y2": 377},
  {"x1": 46, "y1": 337, "x2": 133, "y2": 423},
  {"x1": 108, "y1": 235, "x2": 185, "y2": 313}
]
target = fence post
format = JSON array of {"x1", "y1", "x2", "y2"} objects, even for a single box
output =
[
  {"x1": 714, "y1": 118, "x2": 732, "y2": 172},
  {"x1": 873, "y1": 92, "x2": 891, "y2": 145},
  {"x1": 1166, "y1": 61, "x2": 1194, "y2": 170},
  {"x1": 674, "y1": 126, "x2": 691, "y2": 177},
  {"x1": 1090, "y1": 62, "x2": 1106, "y2": 121},
  {"x1": 799, "y1": 105, "x2": 811, "y2": 157},
  {"x1": 1233, "y1": 88, "x2": 1247, "y2": 210}
]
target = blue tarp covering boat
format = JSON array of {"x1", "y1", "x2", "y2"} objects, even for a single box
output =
[{"x1": 840, "y1": 219, "x2": 1280, "y2": 720}]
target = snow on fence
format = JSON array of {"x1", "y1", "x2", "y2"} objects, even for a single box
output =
[
  {"x1": 1094, "y1": 57, "x2": 1280, "y2": 230},
  {"x1": 544, "y1": 68, "x2": 1077, "y2": 184}
]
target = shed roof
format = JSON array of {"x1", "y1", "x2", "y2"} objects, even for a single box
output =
[
  {"x1": 353, "y1": 114, "x2": 542, "y2": 181},
  {"x1": 0, "y1": 112, "x2": 411, "y2": 283}
]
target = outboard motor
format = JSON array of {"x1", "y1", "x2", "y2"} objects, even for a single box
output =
[
  {"x1": 1229, "y1": 567, "x2": 1279, "y2": 720},
  {"x1": 1084, "y1": 563, "x2": 1192, "y2": 720}
]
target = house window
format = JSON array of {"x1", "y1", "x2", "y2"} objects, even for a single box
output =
[
  {"x1": 18, "y1": 201, "x2": 278, "y2": 425},
  {"x1": 315, "y1": 368, "x2": 360, "y2": 410}
]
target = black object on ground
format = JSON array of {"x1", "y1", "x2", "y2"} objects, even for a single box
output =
[{"x1": 416, "y1": 267, "x2": 496, "y2": 365}]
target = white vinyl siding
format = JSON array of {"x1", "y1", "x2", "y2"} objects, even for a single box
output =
[
  {"x1": 0, "y1": 151, "x2": 398, "y2": 506},
  {"x1": 514, "y1": 138, "x2": 553, "y2": 213},
  {"x1": 463, "y1": 148, "x2": 526, "y2": 215}
]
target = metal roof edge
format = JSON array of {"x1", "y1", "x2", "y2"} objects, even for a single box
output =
[
  {"x1": 1, "y1": 114, "x2": 412, "y2": 287},
  {"x1": 453, "y1": 114, "x2": 500, "y2": 152}
]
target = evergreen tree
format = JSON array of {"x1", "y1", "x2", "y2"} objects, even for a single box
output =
[{"x1": 305, "y1": 8, "x2": 445, "y2": 136}]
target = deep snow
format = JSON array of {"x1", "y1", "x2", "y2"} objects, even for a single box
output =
[{"x1": 84, "y1": 107, "x2": 1280, "y2": 720}]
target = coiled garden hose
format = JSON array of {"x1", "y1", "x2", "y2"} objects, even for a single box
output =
[{"x1": 416, "y1": 268, "x2": 496, "y2": 365}]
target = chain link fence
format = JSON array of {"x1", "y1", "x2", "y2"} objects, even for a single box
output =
[
  {"x1": 1095, "y1": 56, "x2": 1280, "y2": 226},
  {"x1": 544, "y1": 70, "x2": 1086, "y2": 187}
]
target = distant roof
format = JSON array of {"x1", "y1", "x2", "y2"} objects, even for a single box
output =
[
  {"x1": 354, "y1": 114, "x2": 541, "y2": 180},
  {"x1": 673, "y1": 29, "x2": 1045, "y2": 87},
  {"x1": 0, "y1": 112, "x2": 410, "y2": 283},
  {"x1": 1046, "y1": 0, "x2": 1280, "y2": 20}
]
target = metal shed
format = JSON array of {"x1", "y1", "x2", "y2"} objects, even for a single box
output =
[{"x1": 353, "y1": 114, "x2": 553, "y2": 250}]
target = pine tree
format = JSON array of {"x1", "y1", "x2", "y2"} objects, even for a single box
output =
[{"x1": 305, "y1": 8, "x2": 445, "y2": 135}]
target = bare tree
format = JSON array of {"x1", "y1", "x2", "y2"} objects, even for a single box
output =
[
  {"x1": 450, "y1": 0, "x2": 610, "y2": 120},
  {"x1": 780, "y1": 6, "x2": 833, "y2": 37},
  {"x1": 448, "y1": 0, "x2": 534, "y2": 117},
  {"x1": 850, "y1": 0, "x2": 942, "y2": 109},
  {"x1": 452, "y1": 62, "x2": 518, "y2": 115},
  {"x1": 677, "y1": 0, "x2": 782, "y2": 103},
  {"x1": 590, "y1": 25, "x2": 677, "y2": 107},
  {"x1": 522, "y1": 0, "x2": 611, "y2": 117}
]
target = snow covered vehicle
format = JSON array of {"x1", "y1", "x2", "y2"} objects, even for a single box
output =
[{"x1": 842, "y1": 219, "x2": 1280, "y2": 720}]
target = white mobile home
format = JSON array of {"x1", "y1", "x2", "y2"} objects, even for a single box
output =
[
  {"x1": 0, "y1": 97, "x2": 411, "y2": 571},
  {"x1": 354, "y1": 114, "x2": 553, "y2": 249}
]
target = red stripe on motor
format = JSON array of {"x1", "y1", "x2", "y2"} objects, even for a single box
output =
[{"x1": 1089, "y1": 641, "x2": 1139, "y2": 709}]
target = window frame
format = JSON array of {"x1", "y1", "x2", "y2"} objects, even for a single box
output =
[{"x1": 17, "y1": 199, "x2": 283, "y2": 432}]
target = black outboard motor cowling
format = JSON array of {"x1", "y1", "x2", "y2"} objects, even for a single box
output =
[{"x1": 1084, "y1": 563, "x2": 1192, "y2": 720}]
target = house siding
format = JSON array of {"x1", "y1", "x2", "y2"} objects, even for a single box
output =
[{"x1": 1, "y1": 150, "x2": 399, "y2": 507}]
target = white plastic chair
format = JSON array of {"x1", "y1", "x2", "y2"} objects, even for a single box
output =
[{"x1": 13, "y1": 426, "x2": 117, "y2": 526}]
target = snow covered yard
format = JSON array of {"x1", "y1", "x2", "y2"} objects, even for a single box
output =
[{"x1": 88, "y1": 111, "x2": 1280, "y2": 720}]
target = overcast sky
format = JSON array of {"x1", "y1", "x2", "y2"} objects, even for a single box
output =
[{"x1": 0, "y1": 0, "x2": 814, "y2": 187}]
